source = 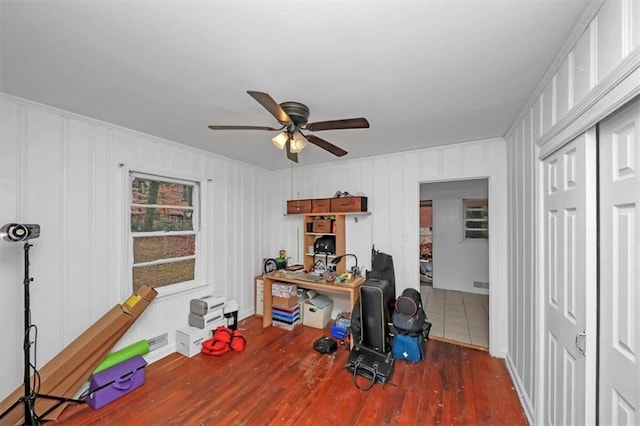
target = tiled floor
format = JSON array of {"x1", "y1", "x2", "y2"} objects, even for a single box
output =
[{"x1": 421, "y1": 286, "x2": 489, "y2": 349}]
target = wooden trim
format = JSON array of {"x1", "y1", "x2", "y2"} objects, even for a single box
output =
[
  {"x1": 538, "y1": 59, "x2": 640, "y2": 159},
  {"x1": 504, "y1": 0, "x2": 606, "y2": 140}
]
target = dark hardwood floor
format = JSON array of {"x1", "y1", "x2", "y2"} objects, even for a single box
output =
[{"x1": 55, "y1": 316, "x2": 527, "y2": 425}]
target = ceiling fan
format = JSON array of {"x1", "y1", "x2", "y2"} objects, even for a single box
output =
[{"x1": 208, "y1": 91, "x2": 370, "y2": 163}]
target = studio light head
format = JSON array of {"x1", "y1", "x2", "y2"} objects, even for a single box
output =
[{"x1": 0, "y1": 223, "x2": 41, "y2": 242}]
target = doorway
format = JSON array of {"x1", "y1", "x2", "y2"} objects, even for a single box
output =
[{"x1": 419, "y1": 179, "x2": 490, "y2": 349}]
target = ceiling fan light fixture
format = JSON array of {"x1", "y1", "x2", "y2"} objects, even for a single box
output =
[
  {"x1": 290, "y1": 132, "x2": 308, "y2": 153},
  {"x1": 272, "y1": 131, "x2": 288, "y2": 150},
  {"x1": 208, "y1": 90, "x2": 369, "y2": 162}
]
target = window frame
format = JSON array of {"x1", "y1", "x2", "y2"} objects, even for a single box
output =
[{"x1": 124, "y1": 166, "x2": 208, "y2": 298}]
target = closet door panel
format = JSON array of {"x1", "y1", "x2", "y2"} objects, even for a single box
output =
[
  {"x1": 599, "y1": 97, "x2": 640, "y2": 425},
  {"x1": 542, "y1": 130, "x2": 595, "y2": 425}
]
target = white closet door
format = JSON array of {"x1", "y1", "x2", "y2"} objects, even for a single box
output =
[
  {"x1": 599, "y1": 97, "x2": 640, "y2": 425},
  {"x1": 542, "y1": 130, "x2": 596, "y2": 425}
]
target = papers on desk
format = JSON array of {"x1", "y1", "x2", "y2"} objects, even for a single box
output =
[
  {"x1": 283, "y1": 264, "x2": 304, "y2": 274},
  {"x1": 294, "y1": 273, "x2": 324, "y2": 283}
]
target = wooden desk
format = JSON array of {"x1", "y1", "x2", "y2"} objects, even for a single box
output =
[{"x1": 261, "y1": 273, "x2": 365, "y2": 328}]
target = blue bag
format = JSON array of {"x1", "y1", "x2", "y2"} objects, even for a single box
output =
[{"x1": 392, "y1": 333, "x2": 424, "y2": 362}]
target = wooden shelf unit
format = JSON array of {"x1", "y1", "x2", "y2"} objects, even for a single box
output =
[{"x1": 303, "y1": 213, "x2": 346, "y2": 274}]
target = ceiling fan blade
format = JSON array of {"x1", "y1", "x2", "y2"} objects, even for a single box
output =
[
  {"x1": 247, "y1": 91, "x2": 292, "y2": 125},
  {"x1": 305, "y1": 118, "x2": 369, "y2": 132},
  {"x1": 285, "y1": 140, "x2": 298, "y2": 163},
  {"x1": 306, "y1": 134, "x2": 348, "y2": 157},
  {"x1": 208, "y1": 125, "x2": 278, "y2": 131}
]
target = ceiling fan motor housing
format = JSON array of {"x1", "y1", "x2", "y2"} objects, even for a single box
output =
[{"x1": 280, "y1": 101, "x2": 310, "y2": 127}]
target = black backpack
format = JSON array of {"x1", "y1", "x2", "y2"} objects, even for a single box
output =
[{"x1": 392, "y1": 288, "x2": 431, "y2": 340}]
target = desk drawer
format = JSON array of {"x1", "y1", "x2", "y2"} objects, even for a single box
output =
[{"x1": 255, "y1": 276, "x2": 263, "y2": 316}]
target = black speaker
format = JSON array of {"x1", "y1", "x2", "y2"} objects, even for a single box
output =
[{"x1": 395, "y1": 288, "x2": 422, "y2": 316}]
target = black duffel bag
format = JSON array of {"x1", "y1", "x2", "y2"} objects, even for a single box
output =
[{"x1": 345, "y1": 343, "x2": 395, "y2": 391}]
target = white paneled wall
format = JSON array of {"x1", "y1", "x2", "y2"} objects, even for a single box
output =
[
  {"x1": 266, "y1": 138, "x2": 508, "y2": 355},
  {"x1": 504, "y1": 0, "x2": 640, "y2": 422},
  {"x1": 0, "y1": 94, "x2": 268, "y2": 401}
]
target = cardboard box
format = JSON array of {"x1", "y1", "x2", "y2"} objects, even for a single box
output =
[
  {"x1": 330, "y1": 196, "x2": 368, "y2": 212},
  {"x1": 176, "y1": 321, "x2": 224, "y2": 358},
  {"x1": 303, "y1": 300, "x2": 333, "y2": 329},
  {"x1": 86, "y1": 355, "x2": 147, "y2": 409},
  {"x1": 122, "y1": 285, "x2": 157, "y2": 317},
  {"x1": 311, "y1": 198, "x2": 331, "y2": 213},
  {"x1": 312, "y1": 219, "x2": 332, "y2": 233},
  {"x1": 273, "y1": 295, "x2": 297, "y2": 308},
  {"x1": 286, "y1": 199, "x2": 311, "y2": 214}
]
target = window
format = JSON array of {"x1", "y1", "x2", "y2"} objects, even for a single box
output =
[
  {"x1": 129, "y1": 172, "x2": 200, "y2": 293},
  {"x1": 463, "y1": 198, "x2": 488, "y2": 239}
]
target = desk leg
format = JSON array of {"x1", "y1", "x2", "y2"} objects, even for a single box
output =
[
  {"x1": 263, "y1": 277, "x2": 273, "y2": 328},
  {"x1": 349, "y1": 288, "x2": 356, "y2": 311}
]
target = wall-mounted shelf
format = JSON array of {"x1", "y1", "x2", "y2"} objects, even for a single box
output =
[
  {"x1": 284, "y1": 212, "x2": 371, "y2": 217},
  {"x1": 285, "y1": 197, "x2": 370, "y2": 273},
  {"x1": 463, "y1": 199, "x2": 488, "y2": 239}
]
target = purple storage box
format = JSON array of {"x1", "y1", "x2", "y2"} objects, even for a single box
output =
[{"x1": 86, "y1": 355, "x2": 147, "y2": 409}]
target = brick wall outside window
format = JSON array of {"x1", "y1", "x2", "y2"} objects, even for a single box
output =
[{"x1": 420, "y1": 205, "x2": 432, "y2": 228}]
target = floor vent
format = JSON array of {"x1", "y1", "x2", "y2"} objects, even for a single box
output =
[
  {"x1": 148, "y1": 333, "x2": 168, "y2": 351},
  {"x1": 473, "y1": 281, "x2": 489, "y2": 289}
]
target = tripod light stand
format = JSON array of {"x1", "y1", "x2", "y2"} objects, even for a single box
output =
[{"x1": 0, "y1": 223, "x2": 84, "y2": 425}]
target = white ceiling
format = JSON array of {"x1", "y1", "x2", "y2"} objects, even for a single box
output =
[{"x1": 0, "y1": 1, "x2": 590, "y2": 170}]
